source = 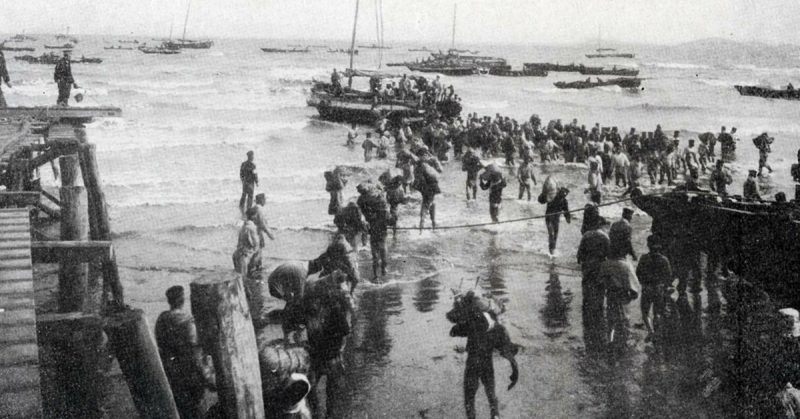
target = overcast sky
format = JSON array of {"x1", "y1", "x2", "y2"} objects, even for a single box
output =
[{"x1": 2, "y1": 0, "x2": 798, "y2": 45}]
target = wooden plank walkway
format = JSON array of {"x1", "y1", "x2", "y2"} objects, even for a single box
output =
[{"x1": 0, "y1": 208, "x2": 42, "y2": 418}]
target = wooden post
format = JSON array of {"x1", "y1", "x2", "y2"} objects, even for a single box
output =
[
  {"x1": 8, "y1": 158, "x2": 27, "y2": 191},
  {"x1": 37, "y1": 312, "x2": 105, "y2": 419},
  {"x1": 191, "y1": 272, "x2": 265, "y2": 419},
  {"x1": 58, "y1": 154, "x2": 89, "y2": 312},
  {"x1": 105, "y1": 308, "x2": 180, "y2": 419},
  {"x1": 77, "y1": 137, "x2": 124, "y2": 309},
  {"x1": 59, "y1": 154, "x2": 80, "y2": 188}
]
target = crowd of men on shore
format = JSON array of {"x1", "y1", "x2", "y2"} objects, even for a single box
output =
[
  {"x1": 315, "y1": 109, "x2": 784, "y2": 352},
  {"x1": 150, "y1": 108, "x2": 787, "y2": 417}
]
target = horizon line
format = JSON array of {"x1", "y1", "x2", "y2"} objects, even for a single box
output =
[{"x1": 2, "y1": 32, "x2": 798, "y2": 49}]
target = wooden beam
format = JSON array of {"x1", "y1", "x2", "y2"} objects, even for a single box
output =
[
  {"x1": 0, "y1": 192, "x2": 39, "y2": 207},
  {"x1": 31, "y1": 241, "x2": 113, "y2": 264},
  {"x1": 39, "y1": 189, "x2": 61, "y2": 207},
  {"x1": 29, "y1": 143, "x2": 82, "y2": 169}
]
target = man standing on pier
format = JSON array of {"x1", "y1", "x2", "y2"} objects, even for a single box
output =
[
  {"x1": 156, "y1": 286, "x2": 213, "y2": 419},
  {"x1": 239, "y1": 150, "x2": 258, "y2": 213},
  {"x1": 0, "y1": 51, "x2": 11, "y2": 107},
  {"x1": 54, "y1": 50, "x2": 78, "y2": 106}
]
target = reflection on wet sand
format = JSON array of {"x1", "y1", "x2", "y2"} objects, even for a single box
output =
[
  {"x1": 541, "y1": 264, "x2": 572, "y2": 337},
  {"x1": 484, "y1": 233, "x2": 507, "y2": 298},
  {"x1": 413, "y1": 275, "x2": 442, "y2": 313},
  {"x1": 348, "y1": 286, "x2": 404, "y2": 366},
  {"x1": 577, "y1": 285, "x2": 728, "y2": 418}
]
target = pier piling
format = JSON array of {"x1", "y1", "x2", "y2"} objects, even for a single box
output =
[
  {"x1": 57, "y1": 154, "x2": 88, "y2": 312},
  {"x1": 191, "y1": 272, "x2": 265, "y2": 419},
  {"x1": 105, "y1": 308, "x2": 180, "y2": 419},
  {"x1": 78, "y1": 140, "x2": 124, "y2": 309}
]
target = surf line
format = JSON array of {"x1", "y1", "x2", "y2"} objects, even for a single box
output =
[{"x1": 394, "y1": 190, "x2": 679, "y2": 231}]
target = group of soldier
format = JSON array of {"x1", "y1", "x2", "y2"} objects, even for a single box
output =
[
  {"x1": 330, "y1": 68, "x2": 457, "y2": 108},
  {"x1": 151, "y1": 102, "x2": 788, "y2": 416},
  {"x1": 326, "y1": 109, "x2": 788, "y2": 359}
]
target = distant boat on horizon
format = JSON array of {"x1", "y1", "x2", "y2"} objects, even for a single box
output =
[
  {"x1": 261, "y1": 47, "x2": 309, "y2": 53},
  {"x1": 162, "y1": 1, "x2": 213, "y2": 49},
  {"x1": 587, "y1": 25, "x2": 634, "y2": 59},
  {"x1": 586, "y1": 52, "x2": 635, "y2": 59},
  {"x1": 43, "y1": 43, "x2": 74, "y2": 49},
  {"x1": 139, "y1": 44, "x2": 181, "y2": 55},
  {"x1": 7, "y1": 34, "x2": 37, "y2": 42},
  {"x1": 554, "y1": 77, "x2": 641, "y2": 89},
  {"x1": 734, "y1": 84, "x2": 800, "y2": 101},
  {"x1": 358, "y1": 43, "x2": 392, "y2": 49},
  {"x1": 0, "y1": 45, "x2": 35, "y2": 52},
  {"x1": 55, "y1": 26, "x2": 79, "y2": 44}
]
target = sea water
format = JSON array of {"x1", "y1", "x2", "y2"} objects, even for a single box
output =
[{"x1": 7, "y1": 36, "x2": 800, "y2": 417}]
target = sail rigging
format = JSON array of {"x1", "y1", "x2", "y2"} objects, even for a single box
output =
[
  {"x1": 348, "y1": 0, "x2": 360, "y2": 87},
  {"x1": 451, "y1": 3, "x2": 457, "y2": 50},
  {"x1": 182, "y1": 1, "x2": 191, "y2": 41},
  {"x1": 374, "y1": 0, "x2": 385, "y2": 68}
]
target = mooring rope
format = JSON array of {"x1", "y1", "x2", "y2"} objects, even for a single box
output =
[{"x1": 393, "y1": 189, "x2": 680, "y2": 231}]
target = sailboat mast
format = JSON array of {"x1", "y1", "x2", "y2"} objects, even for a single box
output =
[
  {"x1": 597, "y1": 24, "x2": 601, "y2": 50},
  {"x1": 378, "y1": 0, "x2": 385, "y2": 68},
  {"x1": 182, "y1": 1, "x2": 191, "y2": 41},
  {"x1": 451, "y1": 3, "x2": 456, "y2": 51},
  {"x1": 348, "y1": 0, "x2": 360, "y2": 87},
  {"x1": 375, "y1": 0, "x2": 381, "y2": 68},
  {"x1": 169, "y1": 20, "x2": 174, "y2": 40}
]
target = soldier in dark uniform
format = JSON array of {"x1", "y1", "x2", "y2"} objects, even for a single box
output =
[
  {"x1": 0, "y1": 51, "x2": 11, "y2": 107},
  {"x1": 577, "y1": 216, "x2": 610, "y2": 352},
  {"x1": 357, "y1": 183, "x2": 391, "y2": 280},
  {"x1": 307, "y1": 234, "x2": 359, "y2": 295},
  {"x1": 609, "y1": 208, "x2": 637, "y2": 261},
  {"x1": 239, "y1": 150, "x2": 258, "y2": 212},
  {"x1": 155, "y1": 286, "x2": 213, "y2": 419},
  {"x1": 54, "y1": 50, "x2": 78, "y2": 106},
  {"x1": 544, "y1": 187, "x2": 571, "y2": 256}
]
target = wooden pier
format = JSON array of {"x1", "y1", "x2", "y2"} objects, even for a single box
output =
[
  {"x1": 0, "y1": 106, "x2": 268, "y2": 418},
  {"x1": 0, "y1": 107, "x2": 125, "y2": 418}
]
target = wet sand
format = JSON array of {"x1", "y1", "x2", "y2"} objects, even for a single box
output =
[{"x1": 81, "y1": 202, "x2": 726, "y2": 418}]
